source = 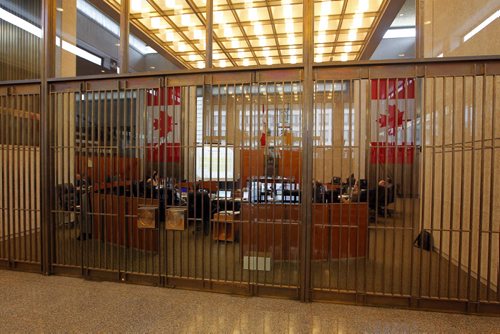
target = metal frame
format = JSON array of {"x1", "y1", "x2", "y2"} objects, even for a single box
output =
[{"x1": 0, "y1": 1, "x2": 499, "y2": 315}]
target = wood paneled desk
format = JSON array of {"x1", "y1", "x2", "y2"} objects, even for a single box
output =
[
  {"x1": 239, "y1": 202, "x2": 368, "y2": 261},
  {"x1": 91, "y1": 194, "x2": 159, "y2": 252}
]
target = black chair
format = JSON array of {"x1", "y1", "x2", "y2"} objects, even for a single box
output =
[
  {"x1": 324, "y1": 189, "x2": 340, "y2": 203},
  {"x1": 187, "y1": 191, "x2": 212, "y2": 235},
  {"x1": 369, "y1": 186, "x2": 395, "y2": 216},
  {"x1": 312, "y1": 181, "x2": 325, "y2": 203},
  {"x1": 57, "y1": 183, "x2": 76, "y2": 210},
  {"x1": 331, "y1": 176, "x2": 342, "y2": 185}
]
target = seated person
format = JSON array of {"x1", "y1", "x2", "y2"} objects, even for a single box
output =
[
  {"x1": 342, "y1": 181, "x2": 367, "y2": 203},
  {"x1": 324, "y1": 189, "x2": 341, "y2": 203},
  {"x1": 146, "y1": 170, "x2": 159, "y2": 187},
  {"x1": 369, "y1": 178, "x2": 394, "y2": 214},
  {"x1": 312, "y1": 180, "x2": 325, "y2": 203}
]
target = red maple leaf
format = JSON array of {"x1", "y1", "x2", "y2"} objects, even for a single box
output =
[
  {"x1": 377, "y1": 105, "x2": 405, "y2": 136},
  {"x1": 153, "y1": 111, "x2": 174, "y2": 137}
]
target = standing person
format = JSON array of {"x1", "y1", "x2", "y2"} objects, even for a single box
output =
[{"x1": 76, "y1": 173, "x2": 92, "y2": 240}]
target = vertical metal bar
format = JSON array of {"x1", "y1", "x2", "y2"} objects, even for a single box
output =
[
  {"x1": 438, "y1": 77, "x2": 446, "y2": 298},
  {"x1": 466, "y1": 73, "x2": 477, "y2": 306},
  {"x1": 456, "y1": 76, "x2": 466, "y2": 299},
  {"x1": 447, "y1": 76, "x2": 456, "y2": 299},
  {"x1": 486, "y1": 75, "x2": 496, "y2": 302},
  {"x1": 476, "y1": 73, "x2": 487, "y2": 303},
  {"x1": 40, "y1": 0, "x2": 57, "y2": 274},
  {"x1": 205, "y1": 0, "x2": 213, "y2": 68},
  {"x1": 119, "y1": 0, "x2": 130, "y2": 74},
  {"x1": 0, "y1": 95, "x2": 5, "y2": 261},
  {"x1": 300, "y1": 0, "x2": 313, "y2": 302}
]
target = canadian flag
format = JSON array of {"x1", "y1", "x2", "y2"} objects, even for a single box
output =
[
  {"x1": 370, "y1": 79, "x2": 415, "y2": 164},
  {"x1": 146, "y1": 87, "x2": 181, "y2": 162}
]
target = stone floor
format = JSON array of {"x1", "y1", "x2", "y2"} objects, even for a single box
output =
[{"x1": 0, "y1": 269, "x2": 499, "y2": 333}]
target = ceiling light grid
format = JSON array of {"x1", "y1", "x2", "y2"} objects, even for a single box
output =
[{"x1": 106, "y1": 0, "x2": 388, "y2": 67}]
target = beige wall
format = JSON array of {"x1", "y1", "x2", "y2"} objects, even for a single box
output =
[
  {"x1": 422, "y1": 0, "x2": 500, "y2": 57},
  {"x1": 422, "y1": 75, "x2": 500, "y2": 291}
]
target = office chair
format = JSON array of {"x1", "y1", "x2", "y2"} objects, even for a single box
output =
[
  {"x1": 187, "y1": 191, "x2": 213, "y2": 235},
  {"x1": 324, "y1": 189, "x2": 340, "y2": 203},
  {"x1": 331, "y1": 176, "x2": 342, "y2": 185},
  {"x1": 57, "y1": 183, "x2": 76, "y2": 211}
]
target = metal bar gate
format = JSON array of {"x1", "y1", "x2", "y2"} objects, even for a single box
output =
[{"x1": 0, "y1": 58, "x2": 499, "y2": 315}]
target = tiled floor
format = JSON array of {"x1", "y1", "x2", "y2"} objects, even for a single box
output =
[{"x1": 0, "y1": 269, "x2": 498, "y2": 333}]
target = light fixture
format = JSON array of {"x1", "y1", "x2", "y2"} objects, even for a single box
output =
[
  {"x1": 224, "y1": 25, "x2": 233, "y2": 38},
  {"x1": 463, "y1": 10, "x2": 500, "y2": 42},
  {"x1": 357, "y1": 0, "x2": 369, "y2": 13},
  {"x1": 243, "y1": 58, "x2": 250, "y2": 66},
  {"x1": 321, "y1": 1, "x2": 331, "y2": 13},
  {"x1": 254, "y1": 23, "x2": 263, "y2": 35},
  {"x1": 214, "y1": 11, "x2": 223, "y2": 24},
  {"x1": 193, "y1": 29, "x2": 203, "y2": 40},
  {"x1": 231, "y1": 39, "x2": 240, "y2": 48},
  {"x1": 178, "y1": 41, "x2": 186, "y2": 52},
  {"x1": 319, "y1": 16, "x2": 328, "y2": 30},
  {"x1": 249, "y1": 8, "x2": 258, "y2": 21},
  {"x1": 352, "y1": 13, "x2": 363, "y2": 28},
  {"x1": 197, "y1": 61, "x2": 205, "y2": 68},
  {"x1": 165, "y1": 0, "x2": 176, "y2": 9},
  {"x1": 341, "y1": 53, "x2": 348, "y2": 61},
  {"x1": 131, "y1": 0, "x2": 142, "y2": 12},
  {"x1": 219, "y1": 59, "x2": 227, "y2": 67},
  {"x1": 151, "y1": 17, "x2": 160, "y2": 29},
  {"x1": 348, "y1": 29, "x2": 357, "y2": 41},
  {"x1": 344, "y1": 43, "x2": 352, "y2": 52},
  {"x1": 383, "y1": 28, "x2": 416, "y2": 39},
  {"x1": 181, "y1": 14, "x2": 191, "y2": 26},
  {"x1": 283, "y1": 5, "x2": 292, "y2": 18},
  {"x1": 166, "y1": 30, "x2": 175, "y2": 42},
  {"x1": 259, "y1": 36, "x2": 267, "y2": 47}
]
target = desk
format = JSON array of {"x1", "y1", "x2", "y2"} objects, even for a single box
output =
[
  {"x1": 312, "y1": 203, "x2": 368, "y2": 259},
  {"x1": 212, "y1": 211, "x2": 240, "y2": 241},
  {"x1": 92, "y1": 194, "x2": 159, "y2": 251},
  {"x1": 240, "y1": 203, "x2": 300, "y2": 261}
]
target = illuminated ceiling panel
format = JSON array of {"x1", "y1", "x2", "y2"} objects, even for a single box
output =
[{"x1": 105, "y1": 0, "x2": 388, "y2": 68}]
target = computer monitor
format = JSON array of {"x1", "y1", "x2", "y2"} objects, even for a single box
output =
[{"x1": 217, "y1": 190, "x2": 232, "y2": 198}]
